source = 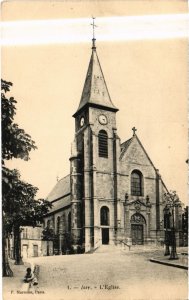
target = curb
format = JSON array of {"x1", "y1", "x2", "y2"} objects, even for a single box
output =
[{"x1": 150, "y1": 258, "x2": 188, "y2": 270}]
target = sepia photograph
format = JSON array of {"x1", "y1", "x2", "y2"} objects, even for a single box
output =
[{"x1": 1, "y1": 1, "x2": 188, "y2": 299}]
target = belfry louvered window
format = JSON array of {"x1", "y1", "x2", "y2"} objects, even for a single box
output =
[
  {"x1": 98, "y1": 130, "x2": 108, "y2": 158},
  {"x1": 131, "y1": 170, "x2": 143, "y2": 196}
]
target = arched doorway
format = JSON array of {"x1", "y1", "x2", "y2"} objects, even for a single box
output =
[
  {"x1": 130, "y1": 213, "x2": 146, "y2": 245},
  {"x1": 100, "y1": 206, "x2": 109, "y2": 244}
]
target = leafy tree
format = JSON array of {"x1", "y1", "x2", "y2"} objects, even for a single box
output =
[
  {"x1": 42, "y1": 227, "x2": 55, "y2": 241},
  {"x1": 62, "y1": 232, "x2": 74, "y2": 254},
  {"x1": 182, "y1": 206, "x2": 188, "y2": 232},
  {"x1": 42, "y1": 227, "x2": 56, "y2": 256},
  {"x1": 2, "y1": 80, "x2": 51, "y2": 275},
  {"x1": 3, "y1": 169, "x2": 51, "y2": 264},
  {"x1": 182, "y1": 206, "x2": 188, "y2": 246},
  {"x1": 2, "y1": 80, "x2": 36, "y2": 163}
]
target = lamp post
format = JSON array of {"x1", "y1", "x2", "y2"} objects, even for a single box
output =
[
  {"x1": 163, "y1": 205, "x2": 171, "y2": 256},
  {"x1": 169, "y1": 205, "x2": 178, "y2": 260},
  {"x1": 164, "y1": 191, "x2": 180, "y2": 260}
]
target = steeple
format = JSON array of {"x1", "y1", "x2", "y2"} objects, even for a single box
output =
[{"x1": 73, "y1": 19, "x2": 118, "y2": 117}]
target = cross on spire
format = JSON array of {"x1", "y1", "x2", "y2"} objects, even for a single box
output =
[
  {"x1": 132, "y1": 127, "x2": 137, "y2": 136},
  {"x1": 91, "y1": 17, "x2": 97, "y2": 49}
]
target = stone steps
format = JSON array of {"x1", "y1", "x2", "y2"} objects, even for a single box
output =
[{"x1": 94, "y1": 244, "x2": 121, "y2": 253}]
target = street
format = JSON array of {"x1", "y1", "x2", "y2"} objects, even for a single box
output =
[{"x1": 30, "y1": 246, "x2": 187, "y2": 300}]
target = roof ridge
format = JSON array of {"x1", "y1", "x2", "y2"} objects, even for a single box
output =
[{"x1": 58, "y1": 174, "x2": 70, "y2": 182}]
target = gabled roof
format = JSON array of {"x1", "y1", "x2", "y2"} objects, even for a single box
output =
[
  {"x1": 46, "y1": 174, "x2": 70, "y2": 202},
  {"x1": 46, "y1": 175, "x2": 71, "y2": 215},
  {"x1": 120, "y1": 134, "x2": 157, "y2": 172},
  {"x1": 120, "y1": 138, "x2": 133, "y2": 158},
  {"x1": 73, "y1": 48, "x2": 118, "y2": 117}
]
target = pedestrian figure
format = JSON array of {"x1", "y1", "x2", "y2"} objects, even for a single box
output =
[{"x1": 23, "y1": 267, "x2": 38, "y2": 288}]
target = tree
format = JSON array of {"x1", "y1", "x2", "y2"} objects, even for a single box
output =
[
  {"x1": 42, "y1": 227, "x2": 55, "y2": 241},
  {"x1": 2, "y1": 80, "x2": 36, "y2": 162},
  {"x1": 163, "y1": 191, "x2": 181, "y2": 260},
  {"x1": 3, "y1": 169, "x2": 51, "y2": 264},
  {"x1": 2, "y1": 80, "x2": 51, "y2": 275},
  {"x1": 42, "y1": 227, "x2": 56, "y2": 256},
  {"x1": 182, "y1": 206, "x2": 188, "y2": 246}
]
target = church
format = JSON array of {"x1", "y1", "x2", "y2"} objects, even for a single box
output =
[{"x1": 44, "y1": 36, "x2": 183, "y2": 254}]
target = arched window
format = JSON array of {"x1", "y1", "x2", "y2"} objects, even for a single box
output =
[
  {"x1": 68, "y1": 212, "x2": 71, "y2": 233},
  {"x1": 98, "y1": 130, "x2": 108, "y2": 158},
  {"x1": 131, "y1": 170, "x2": 143, "y2": 196},
  {"x1": 100, "y1": 206, "x2": 109, "y2": 226},
  {"x1": 56, "y1": 216, "x2": 60, "y2": 234}
]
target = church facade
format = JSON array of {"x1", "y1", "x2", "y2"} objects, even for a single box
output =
[{"x1": 44, "y1": 39, "x2": 183, "y2": 253}]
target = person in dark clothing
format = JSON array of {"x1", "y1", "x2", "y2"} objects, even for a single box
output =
[{"x1": 23, "y1": 267, "x2": 38, "y2": 286}]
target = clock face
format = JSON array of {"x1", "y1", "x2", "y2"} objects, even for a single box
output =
[
  {"x1": 98, "y1": 114, "x2": 108, "y2": 125},
  {"x1": 80, "y1": 117, "x2": 85, "y2": 127}
]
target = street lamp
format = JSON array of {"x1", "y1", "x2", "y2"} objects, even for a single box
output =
[
  {"x1": 163, "y1": 205, "x2": 171, "y2": 256},
  {"x1": 164, "y1": 191, "x2": 180, "y2": 260}
]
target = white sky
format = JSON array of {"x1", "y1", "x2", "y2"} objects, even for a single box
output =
[{"x1": 1, "y1": 14, "x2": 189, "y2": 45}]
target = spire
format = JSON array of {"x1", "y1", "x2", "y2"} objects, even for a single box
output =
[{"x1": 73, "y1": 18, "x2": 118, "y2": 117}]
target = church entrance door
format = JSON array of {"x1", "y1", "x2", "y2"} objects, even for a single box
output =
[
  {"x1": 102, "y1": 228, "x2": 109, "y2": 244},
  {"x1": 131, "y1": 224, "x2": 143, "y2": 245}
]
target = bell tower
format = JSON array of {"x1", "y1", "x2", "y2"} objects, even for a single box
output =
[{"x1": 70, "y1": 19, "x2": 120, "y2": 252}]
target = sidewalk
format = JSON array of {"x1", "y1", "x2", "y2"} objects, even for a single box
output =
[
  {"x1": 120, "y1": 244, "x2": 188, "y2": 269},
  {"x1": 150, "y1": 248, "x2": 188, "y2": 270}
]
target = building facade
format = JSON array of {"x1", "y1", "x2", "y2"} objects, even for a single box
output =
[
  {"x1": 44, "y1": 39, "x2": 183, "y2": 253},
  {"x1": 20, "y1": 226, "x2": 43, "y2": 259},
  {"x1": 8, "y1": 226, "x2": 46, "y2": 260}
]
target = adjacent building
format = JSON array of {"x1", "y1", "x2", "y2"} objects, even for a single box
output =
[{"x1": 8, "y1": 226, "x2": 45, "y2": 260}]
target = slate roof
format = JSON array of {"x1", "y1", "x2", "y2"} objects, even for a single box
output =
[
  {"x1": 73, "y1": 48, "x2": 118, "y2": 116},
  {"x1": 46, "y1": 175, "x2": 71, "y2": 214},
  {"x1": 120, "y1": 137, "x2": 133, "y2": 160},
  {"x1": 47, "y1": 195, "x2": 71, "y2": 215},
  {"x1": 46, "y1": 174, "x2": 70, "y2": 202}
]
